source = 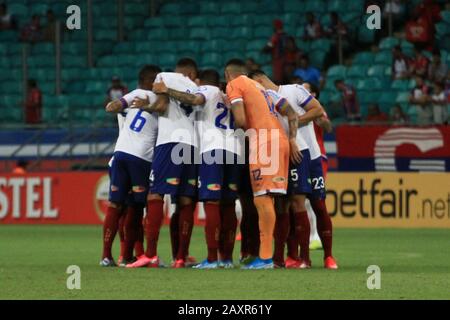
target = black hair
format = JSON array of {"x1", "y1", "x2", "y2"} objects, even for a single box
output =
[
  {"x1": 199, "y1": 69, "x2": 220, "y2": 86},
  {"x1": 176, "y1": 57, "x2": 198, "y2": 71},
  {"x1": 138, "y1": 64, "x2": 161, "y2": 84},
  {"x1": 307, "y1": 82, "x2": 320, "y2": 99},
  {"x1": 248, "y1": 69, "x2": 266, "y2": 79},
  {"x1": 225, "y1": 58, "x2": 246, "y2": 68}
]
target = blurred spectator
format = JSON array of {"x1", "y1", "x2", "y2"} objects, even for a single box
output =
[
  {"x1": 263, "y1": 19, "x2": 289, "y2": 84},
  {"x1": 283, "y1": 36, "x2": 303, "y2": 84},
  {"x1": 366, "y1": 104, "x2": 389, "y2": 123},
  {"x1": 334, "y1": 79, "x2": 361, "y2": 121},
  {"x1": 427, "y1": 49, "x2": 448, "y2": 83},
  {"x1": 392, "y1": 45, "x2": 410, "y2": 80},
  {"x1": 383, "y1": 0, "x2": 406, "y2": 28},
  {"x1": 245, "y1": 58, "x2": 261, "y2": 73},
  {"x1": 409, "y1": 75, "x2": 432, "y2": 125},
  {"x1": 324, "y1": 12, "x2": 348, "y2": 38},
  {"x1": 405, "y1": 11, "x2": 433, "y2": 50},
  {"x1": 303, "y1": 12, "x2": 322, "y2": 41},
  {"x1": 414, "y1": 0, "x2": 442, "y2": 28},
  {"x1": 430, "y1": 81, "x2": 448, "y2": 124},
  {"x1": 0, "y1": 3, "x2": 17, "y2": 30},
  {"x1": 293, "y1": 55, "x2": 322, "y2": 88},
  {"x1": 106, "y1": 76, "x2": 128, "y2": 103},
  {"x1": 12, "y1": 160, "x2": 29, "y2": 174},
  {"x1": 20, "y1": 15, "x2": 43, "y2": 42},
  {"x1": 24, "y1": 79, "x2": 42, "y2": 124},
  {"x1": 43, "y1": 9, "x2": 57, "y2": 42},
  {"x1": 409, "y1": 46, "x2": 429, "y2": 78},
  {"x1": 390, "y1": 104, "x2": 409, "y2": 124}
]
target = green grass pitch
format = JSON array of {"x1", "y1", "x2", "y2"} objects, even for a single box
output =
[{"x1": 0, "y1": 225, "x2": 449, "y2": 300}]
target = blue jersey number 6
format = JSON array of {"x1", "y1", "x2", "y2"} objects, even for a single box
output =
[{"x1": 129, "y1": 110, "x2": 146, "y2": 132}]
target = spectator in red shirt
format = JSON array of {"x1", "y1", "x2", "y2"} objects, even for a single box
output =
[
  {"x1": 334, "y1": 79, "x2": 361, "y2": 121},
  {"x1": 303, "y1": 12, "x2": 322, "y2": 41},
  {"x1": 263, "y1": 19, "x2": 289, "y2": 84},
  {"x1": 366, "y1": 104, "x2": 389, "y2": 123},
  {"x1": 283, "y1": 36, "x2": 303, "y2": 84},
  {"x1": 24, "y1": 79, "x2": 42, "y2": 124},
  {"x1": 409, "y1": 46, "x2": 429, "y2": 78},
  {"x1": 405, "y1": 11, "x2": 433, "y2": 50}
]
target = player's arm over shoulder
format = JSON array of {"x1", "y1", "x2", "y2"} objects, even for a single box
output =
[
  {"x1": 295, "y1": 85, "x2": 325, "y2": 126},
  {"x1": 105, "y1": 88, "x2": 144, "y2": 113}
]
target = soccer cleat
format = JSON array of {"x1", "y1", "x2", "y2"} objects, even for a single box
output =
[
  {"x1": 125, "y1": 255, "x2": 154, "y2": 268},
  {"x1": 192, "y1": 259, "x2": 219, "y2": 269},
  {"x1": 184, "y1": 256, "x2": 198, "y2": 268},
  {"x1": 117, "y1": 256, "x2": 124, "y2": 266},
  {"x1": 241, "y1": 258, "x2": 274, "y2": 270},
  {"x1": 273, "y1": 261, "x2": 285, "y2": 269},
  {"x1": 119, "y1": 257, "x2": 136, "y2": 268},
  {"x1": 324, "y1": 256, "x2": 338, "y2": 269},
  {"x1": 173, "y1": 259, "x2": 185, "y2": 268},
  {"x1": 99, "y1": 257, "x2": 116, "y2": 267},
  {"x1": 218, "y1": 260, "x2": 235, "y2": 269},
  {"x1": 239, "y1": 255, "x2": 257, "y2": 265},
  {"x1": 298, "y1": 259, "x2": 312, "y2": 269},
  {"x1": 309, "y1": 239, "x2": 323, "y2": 250},
  {"x1": 285, "y1": 257, "x2": 301, "y2": 269}
]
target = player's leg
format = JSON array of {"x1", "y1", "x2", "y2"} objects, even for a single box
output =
[
  {"x1": 273, "y1": 196, "x2": 290, "y2": 268},
  {"x1": 309, "y1": 157, "x2": 337, "y2": 269},
  {"x1": 307, "y1": 199, "x2": 323, "y2": 250},
  {"x1": 101, "y1": 154, "x2": 129, "y2": 266},
  {"x1": 289, "y1": 149, "x2": 313, "y2": 268},
  {"x1": 194, "y1": 150, "x2": 222, "y2": 269},
  {"x1": 122, "y1": 155, "x2": 150, "y2": 267},
  {"x1": 173, "y1": 144, "x2": 198, "y2": 268},
  {"x1": 286, "y1": 208, "x2": 300, "y2": 268},
  {"x1": 218, "y1": 152, "x2": 240, "y2": 268}
]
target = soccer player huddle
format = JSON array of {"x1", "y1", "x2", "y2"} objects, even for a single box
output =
[{"x1": 100, "y1": 57, "x2": 338, "y2": 270}]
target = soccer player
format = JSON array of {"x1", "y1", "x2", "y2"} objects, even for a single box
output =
[
  {"x1": 225, "y1": 59, "x2": 301, "y2": 269},
  {"x1": 100, "y1": 64, "x2": 161, "y2": 267},
  {"x1": 303, "y1": 82, "x2": 337, "y2": 268},
  {"x1": 151, "y1": 69, "x2": 242, "y2": 269},
  {"x1": 127, "y1": 58, "x2": 199, "y2": 268},
  {"x1": 251, "y1": 70, "x2": 337, "y2": 269}
]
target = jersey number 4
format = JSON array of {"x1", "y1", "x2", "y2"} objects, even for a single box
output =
[{"x1": 129, "y1": 110, "x2": 147, "y2": 132}]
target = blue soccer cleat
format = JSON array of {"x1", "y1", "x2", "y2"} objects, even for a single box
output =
[
  {"x1": 241, "y1": 257, "x2": 274, "y2": 270},
  {"x1": 192, "y1": 259, "x2": 219, "y2": 269},
  {"x1": 218, "y1": 260, "x2": 235, "y2": 269}
]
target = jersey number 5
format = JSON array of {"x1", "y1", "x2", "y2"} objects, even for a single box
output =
[{"x1": 129, "y1": 110, "x2": 147, "y2": 132}]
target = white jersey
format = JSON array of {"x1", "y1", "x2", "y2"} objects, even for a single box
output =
[
  {"x1": 266, "y1": 89, "x2": 308, "y2": 151},
  {"x1": 114, "y1": 89, "x2": 159, "y2": 162},
  {"x1": 109, "y1": 113, "x2": 127, "y2": 167},
  {"x1": 278, "y1": 84, "x2": 321, "y2": 159},
  {"x1": 195, "y1": 85, "x2": 242, "y2": 156},
  {"x1": 154, "y1": 72, "x2": 198, "y2": 147}
]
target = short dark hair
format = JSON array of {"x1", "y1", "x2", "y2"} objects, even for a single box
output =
[
  {"x1": 307, "y1": 82, "x2": 320, "y2": 99},
  {"x1": 248, "y1": 69, "x2": 266, "y2": 79},
  {"x1": 139, "y1": 64, "x2": 161, "y2": 84},
  {"x1": 176, "y1": 57, "x2": 198, "y2": 71},
  {"x1": 225, "y1": 58, "x2": 246, "y2": 69},
  {"x1": 199, "y1": 69, "x2": 220, "y2": 86}
]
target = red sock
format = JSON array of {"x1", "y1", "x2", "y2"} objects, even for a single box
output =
[
  {"x1": 204, "y1": 203, "x2": 221, "y2": 262},
  {"x1": 134, "y1": 217, "x2": 145, "y2": 257},
  {"x1": 123, "y1": 205, "x2": 144, "y2": 261},
  {"x1": 273, "y1": 212, "x2": 289, "y2": 265},
  {"x1": 102, "y1": 205, "x2": 122, "y2": 259},
  {"x1": 310, "y1": 199, "x2": 333, "y2": 258},
  {"x1": 219, "y1": 203, "x2": 237, "y2": 261},
  {"x1": 176, "y1": 203, "x2": 195, "y2": 261},
  {"x1": 286, "y1": 210, "x2": 299, "y2": 260},
  {"x1": 295, "y1": 211, "x2": 310, "y2": 262},
  {"x1": 144, "y1": 199, "x2": 164, "y2": 258},
  {"x1": 170, "y1": 210, "x2": 180, "y2": 260},
  {"x1": 118, "y1": 214, "x2": 126, "y2": 258}
]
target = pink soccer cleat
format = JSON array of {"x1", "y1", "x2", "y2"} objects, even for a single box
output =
[
  {"x1": 126, "y1": 255, "x2": 152, "y2": 268},
  {"x1": 285, "y1": 257, "x2": 301, "y2": 269},
  {"x1": 324, "y1": 256, "x2": 338, "y2": 269}
]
